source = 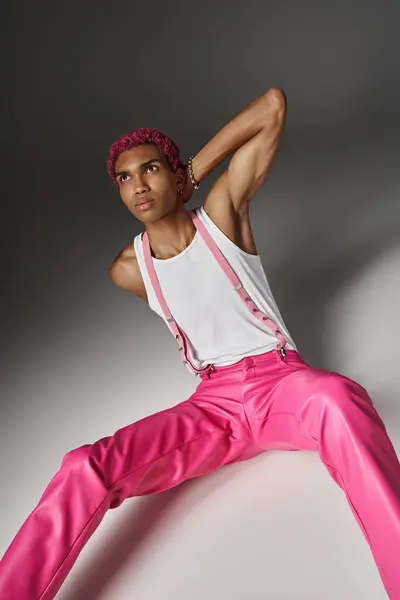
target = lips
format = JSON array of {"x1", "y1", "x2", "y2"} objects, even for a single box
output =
[
  {"x1": 136, "y1": 198, "x2": 153, "y2": 206},
  {"x1": 135, "y1": 199, "x2": 155, "y2": 212}
]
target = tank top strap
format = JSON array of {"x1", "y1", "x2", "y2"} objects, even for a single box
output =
[{"x1": 191, "y1": 210, "x2": 287, "y2": 352}]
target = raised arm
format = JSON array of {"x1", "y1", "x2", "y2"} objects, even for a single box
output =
[{"x1": 188, "y1": 88, "x2": 286, "y2": 212}]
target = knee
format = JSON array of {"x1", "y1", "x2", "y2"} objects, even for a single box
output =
[{"x1": 61, "y1": 444, "x2": 93, "y2": 470}]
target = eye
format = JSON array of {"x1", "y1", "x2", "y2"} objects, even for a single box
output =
[
  {"x1": 145, "y1": 164, "x2": 158, "y2": 173},
  {"x1": 119, "y1": 174, "x2": 130, "y2": 183}
]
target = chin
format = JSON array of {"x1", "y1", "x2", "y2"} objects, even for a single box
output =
[{"x1": 134, "y1": 209, "x2": 162, "y2": 224}]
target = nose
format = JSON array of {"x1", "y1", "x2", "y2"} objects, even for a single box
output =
[
  {"x1": 134, "y1": 183, "x2": 149, "y2": 195},
  {"x1": 133, "y1": 174, "x2": 150, "y2": 196}
]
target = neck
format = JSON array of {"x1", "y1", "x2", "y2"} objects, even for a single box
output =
[{"x1": 145, "y1": 205, "x2": 196, "y2": 260}]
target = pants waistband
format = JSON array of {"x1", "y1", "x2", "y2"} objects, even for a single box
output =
[{"x1": 199, "y1": 349, "x2": 304, "y2": 380}]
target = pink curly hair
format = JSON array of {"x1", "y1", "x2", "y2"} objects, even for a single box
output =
[{"x1": 107, "y1": 127, "x2": 185, "y2": 185}]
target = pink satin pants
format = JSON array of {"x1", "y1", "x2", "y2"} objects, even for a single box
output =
[{"x1": 1, "y1": 350, "x2": 400, "y2": 599}]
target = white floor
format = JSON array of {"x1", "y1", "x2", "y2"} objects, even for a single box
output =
[{"x1": 56, "y1": 451, "x2": 391, "y2": 600}]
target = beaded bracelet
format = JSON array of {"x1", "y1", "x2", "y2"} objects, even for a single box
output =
[{"x1": 187, "y1": 156, "x2": 200, "y2": 190}]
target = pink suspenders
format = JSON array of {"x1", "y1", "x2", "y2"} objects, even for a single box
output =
[{"x1": 142, "y1": 208, "x2": 287, "y2": 377}]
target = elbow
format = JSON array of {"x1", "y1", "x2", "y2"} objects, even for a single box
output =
[
  {"x1": 265, "y1": 88, "x2": 287, "y2": 117},
  {"x1": 260, "y1": 88, "x2": 286, "y2": 129}
]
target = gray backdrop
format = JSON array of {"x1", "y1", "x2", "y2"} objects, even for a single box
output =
[{"x1": 3, "y1": 1, "x2": 400, "y2": 599}]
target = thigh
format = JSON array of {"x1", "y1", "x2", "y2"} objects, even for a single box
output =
[
  {"x1": 252, "y1": 358, "x2": 372, "y2": 452},
  {"x1": 84, "y1": 388, "x2": 253, "y2": 503}
]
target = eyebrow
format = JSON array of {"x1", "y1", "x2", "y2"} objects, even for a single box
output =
[{"x1": 115, "y1": 157, "x2": 163, "y2": 178}]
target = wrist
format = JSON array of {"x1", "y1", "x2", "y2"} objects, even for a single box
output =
[{"x1": 187, "y1": 156, "x2": 201, "y2": 189}]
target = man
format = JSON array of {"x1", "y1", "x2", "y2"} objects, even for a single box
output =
[{"x1": 1, "y1": 89, "x2": 399, "y2": 599}]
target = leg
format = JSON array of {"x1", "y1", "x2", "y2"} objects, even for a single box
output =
[
  {"x1": 0, "y1": 390, "x2": 250, "y2": 600},
  {"x1": 254, "y1": 358, "x2": 400, "y2": 599}
]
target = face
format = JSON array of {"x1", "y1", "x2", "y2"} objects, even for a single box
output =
[{"x1": 114, "y1": 144, "x2": 185, "y2": 223}]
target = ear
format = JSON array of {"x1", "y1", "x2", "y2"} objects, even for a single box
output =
[{"x1": 175, "y1": 165, "x2": 186, "y2": 193}]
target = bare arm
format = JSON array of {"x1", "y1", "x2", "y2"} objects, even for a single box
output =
[
  {"x1": 189, "y1": 88, "x2": 286, "y2": 212},
  {"x1": 110, "y1": 243, "x2": 148, "y2": 302}
]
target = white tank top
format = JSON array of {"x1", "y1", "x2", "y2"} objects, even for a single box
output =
[{"x1": 133, "y1": 205, "x2": 297, "y2": 369}]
